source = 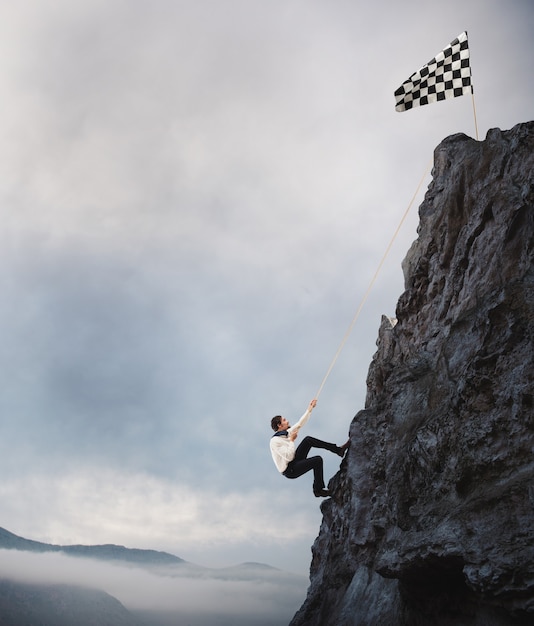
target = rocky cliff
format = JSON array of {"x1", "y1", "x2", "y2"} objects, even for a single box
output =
[{"x1": 291, "y1": 121, "x2": 534, "y2": 626}]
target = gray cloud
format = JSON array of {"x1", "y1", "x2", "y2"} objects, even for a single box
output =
[{"x1": 0, "y1": 0, "x2": 532, "y2": 581}]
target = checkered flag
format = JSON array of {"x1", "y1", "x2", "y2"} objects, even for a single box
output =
[{"x1": 394, "y1": 32, "x2": 473, "y2": 112}]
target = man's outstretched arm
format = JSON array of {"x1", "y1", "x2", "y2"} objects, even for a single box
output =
[{"x1": 289, "y1": 398, "x2": 317, "y2": 435}]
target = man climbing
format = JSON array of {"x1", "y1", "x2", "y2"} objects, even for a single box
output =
[{"x1": 270, "y1": 399, "x2": 349, "y2": 497}]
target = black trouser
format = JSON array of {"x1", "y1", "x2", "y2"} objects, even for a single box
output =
[{"x1": 283, "y1": 436, "x2": 340, "y2": 492}]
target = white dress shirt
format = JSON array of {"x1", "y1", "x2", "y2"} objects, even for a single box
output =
[{"x1": 269, "y1": 408, "x2": 312, "y2": 473}]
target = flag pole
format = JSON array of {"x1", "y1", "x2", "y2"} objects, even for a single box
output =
[{"x1": 471, "y1": 91, "x2": 479, "y2": 140}]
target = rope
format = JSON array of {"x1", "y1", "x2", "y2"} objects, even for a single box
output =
[{"x1": 315, "y1": 157, "x2": 433, "y2": 400}]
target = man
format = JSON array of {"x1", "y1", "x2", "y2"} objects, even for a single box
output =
[{"x1": 270, "y1": 399, "x2": 349, "y2": 497}]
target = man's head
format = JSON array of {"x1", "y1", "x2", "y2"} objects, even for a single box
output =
[{"x1": 271, "y1": 415, "x2": 289, "y2": 432}]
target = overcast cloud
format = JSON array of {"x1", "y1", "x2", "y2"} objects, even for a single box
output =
[{"x1": 0, "y1": 0, "x2": 532, "y2": 594}]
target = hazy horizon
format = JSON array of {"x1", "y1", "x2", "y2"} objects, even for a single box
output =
[{"x1": 0, "y1": 547, "x2": 308, "y2": 624}]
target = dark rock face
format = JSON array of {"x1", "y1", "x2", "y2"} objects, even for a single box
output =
[{"x1": 291, "y1": 121, "x2": 534, "y2": 626}]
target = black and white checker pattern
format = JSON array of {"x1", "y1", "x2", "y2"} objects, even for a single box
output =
[{"x1": 394, "y1": 31, "x2": 473, "y2": 112}]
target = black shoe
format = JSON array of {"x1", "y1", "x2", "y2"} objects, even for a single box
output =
[
  {"x1": 336, "y1": 440, "x2": 350, "y2": 457},
  {"x1": 313, "y1": 488, "x2": 332, "y2": 498}
]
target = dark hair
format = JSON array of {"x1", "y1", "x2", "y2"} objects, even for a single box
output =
[{"x1": 271, "y1": 415, "x2": 282, "y2": 431}]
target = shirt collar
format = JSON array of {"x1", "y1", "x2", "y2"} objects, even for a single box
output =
[{"x1": 272, "y1": 430, "x2": 288, "y2": 438}]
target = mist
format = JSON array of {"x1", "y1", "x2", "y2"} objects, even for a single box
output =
[{"x1": 0, "y1": 549, "x2": 307, "y2": 623}]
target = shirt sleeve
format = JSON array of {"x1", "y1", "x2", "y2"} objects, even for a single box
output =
[{"x1": 288, "y1": 407, "x2": 312, "y2": 434}]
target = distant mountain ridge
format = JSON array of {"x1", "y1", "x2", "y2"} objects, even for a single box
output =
[
  {"x1": 0, "y1": 579, "x2": 142, "y2": 626},
  {"x1": 0, "y1": 525, "x2": 307, "y2": 626},
  {"x1": 0, "y1": 526, "x2": 290, "y2": 578},
  {"x1": 0, "y1": 526, "x2": 185, "y2": 566}
]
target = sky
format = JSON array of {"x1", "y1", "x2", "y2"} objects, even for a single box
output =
[{"x1": 0, "y1": 0, "x2": 532, "y2": 594}]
